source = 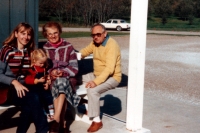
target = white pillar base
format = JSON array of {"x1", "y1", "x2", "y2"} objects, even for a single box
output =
[{"x1": 129, "y1": 128, "x2": 151, "y2": 133}]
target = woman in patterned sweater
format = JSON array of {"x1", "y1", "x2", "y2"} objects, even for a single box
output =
[{"x1": 42, "y1": 21, "x2": 83, "y2": 133}]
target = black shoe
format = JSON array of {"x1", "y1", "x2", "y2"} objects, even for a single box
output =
[{"x1": 49, "y1": 120, "x2": 60, "y2": 133}]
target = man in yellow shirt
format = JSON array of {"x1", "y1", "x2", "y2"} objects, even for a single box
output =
[{"x1": 80, "y1": 23, "x2": 122, "y2": 132}]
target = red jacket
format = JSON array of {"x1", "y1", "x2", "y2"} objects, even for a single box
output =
[{"x1": 25, "y1": 65, "x2": 46, "y2": 85}]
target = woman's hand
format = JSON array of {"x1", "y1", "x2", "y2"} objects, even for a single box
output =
[
  {"x1": 50, "y1": 69, "x2": 63, "y2": 79},
  {"x1": 43, "y1": 75, "x2": 51, "y2": 90},
  {"x1": 11, "y1": 80, "x2": 29, "y2": 98}
]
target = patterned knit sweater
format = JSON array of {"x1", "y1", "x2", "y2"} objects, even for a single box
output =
[
  {"x1": 80, "y1": 35, "x2": 122, "y2": 85},
  {"x1": 0, "y1": 45, "x2": 31, "y2": 78},
  {"x1": 43, "y1": 39, "x2": 78, "y2": 78}
]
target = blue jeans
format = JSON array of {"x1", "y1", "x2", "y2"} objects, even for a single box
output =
[{"x1": 13, "y1": 89, "x2": 49, "y2": 133}]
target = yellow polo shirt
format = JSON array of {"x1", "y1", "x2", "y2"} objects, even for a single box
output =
[{"x1": 80, "y1": 36, "x2": 121, "y2": 85}]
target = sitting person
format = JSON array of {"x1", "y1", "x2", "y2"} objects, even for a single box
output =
[
  {"x1": 0, "y1": 22, "x2": 49, "y2": 133},
  {"x1": 79, "y1": 23, "x2": 122, "y2": 132},
  {"x1": 42, "y1": 21, "x2": 86, "y2": 133},
  {"x1": 24, "y1": 49, "x2": 54, "y2": 122}
]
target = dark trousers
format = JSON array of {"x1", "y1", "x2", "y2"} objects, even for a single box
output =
[
  {"x1": 40, "y1": 88, "x2": 54, "y2": 114},
  {"x1": 13, "y1": 89, "x2": 49, "y2": 133}
]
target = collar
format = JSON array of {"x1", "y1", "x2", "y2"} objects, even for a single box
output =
[
  {"x1": 49, "y1": 38, "x2": 63, "y2": 48},
  {"x1": 33, "y1": 65, "x2": 45, "y2": 72},
  {"x1": 102, "y1": 34, "x2": 109, "y2": 46}
]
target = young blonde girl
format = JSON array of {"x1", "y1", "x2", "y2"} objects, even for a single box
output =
[{"x1": 25, "y1": 49, "x2": 54, "y2": 121}]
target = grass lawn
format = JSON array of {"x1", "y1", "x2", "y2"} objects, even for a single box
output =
[
  {"x1": 147, "y1": 17, "x2": 200, "y2": 31},
  {"x1": 39, "y1": 16, "x2": 200, "y2": 35}
]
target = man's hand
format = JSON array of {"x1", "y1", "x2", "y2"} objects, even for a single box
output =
[
  {"x1": 12, "y1": 80, "x2": 29, "y2": 98},
  {"x1": 85, "y1": 81, "x2": 97, "y2": 88}
]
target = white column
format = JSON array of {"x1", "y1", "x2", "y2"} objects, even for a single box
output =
[{"x1": 126, "y1": 0, "x2": 149, "y2": 132}]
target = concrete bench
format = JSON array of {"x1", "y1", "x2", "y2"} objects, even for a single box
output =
[
  {"x1": 74, "y1": 84, "x2": 92, "y2": 124},
  {"x1": 0, "y1": 105, "x2": 15, "y2": 110},
  {"x1": 73, "y1": 53, "x2": 93, "y2": 124},
  {"x1": 0, "y1": 84, "x2": 91, "y2": 124}
]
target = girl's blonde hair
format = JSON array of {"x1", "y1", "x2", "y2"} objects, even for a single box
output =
[
  {"x1": 3, "y1": 22, "x2": 35, "y2": 52},
  {"x1": 31, "y1": 49, "x2": 48, "y2": 67}
]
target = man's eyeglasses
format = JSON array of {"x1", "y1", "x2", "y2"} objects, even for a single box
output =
[{"x1": 91, "y1": 31, "x2": 105, "y2": 38}]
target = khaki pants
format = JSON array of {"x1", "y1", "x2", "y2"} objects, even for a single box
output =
[{"x1": 82, "y1": 72, "x2": 119, "y2": 117}]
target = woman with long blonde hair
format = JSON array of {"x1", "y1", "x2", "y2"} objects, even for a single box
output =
[{"x1": 0, "y1": 22, "x2": 49, "y2": 133}]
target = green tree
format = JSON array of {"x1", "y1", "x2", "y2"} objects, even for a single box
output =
[
  {"x1": 39, "y1": 0, "x2": 68, "y2": 22},
  {"x1": 154, "y1": 0, "x2": 172, "y2": 25},
  {"x1": 176, "y1": 0, "x2": 195, "y2": 25},
  {"x1": 39, "y1": 0, "x2": 130, "y2": 25},
  {"x1": 175, "y1": 0, "x2": 194, "y2": 21},
  {"x1": 39, "y1": 0, "x2": 52, "y2": 20},
  {"x1": 148, "y1": 0, "x2": 156, "y2": 20},
  {"x1": 193, "y1": 0, "x2": 200, "y2": 18}
]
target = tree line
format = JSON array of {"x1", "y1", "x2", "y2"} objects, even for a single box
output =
[
  {"x1": 149, "y1": 0, "x2": 200, "y2": 25},
  {"x1": 39, "y1": 0, "x2": 131, "y2": 26},
  {"x1": 39, "y1": 0, "x2": 200, "y2": 26}
]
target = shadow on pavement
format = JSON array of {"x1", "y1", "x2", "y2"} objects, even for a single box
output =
[
  {"x1": 100, "y1": 94, "x2": 122, "y2": 116},
  {"x1": 0, "y1": 107, "x2": 20, "y2": 130},
  {"x1": 118, "y1": 74, "x2": 128, "y2": 87}
]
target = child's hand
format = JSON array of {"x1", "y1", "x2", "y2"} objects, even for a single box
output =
[
  {"x1": 38, "y1": 77, "x2": 46, "y2": 83},
  {"x1": 43, "y1": 83, "x2": 49, "y2": 90},
  {"x1": 46, "y1": 75, "x2": 51, "y2": 85}
]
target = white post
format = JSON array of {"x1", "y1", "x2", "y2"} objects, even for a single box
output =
[{"x1": 126, "y1": 0, "x2": 149, "y2": 132}]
